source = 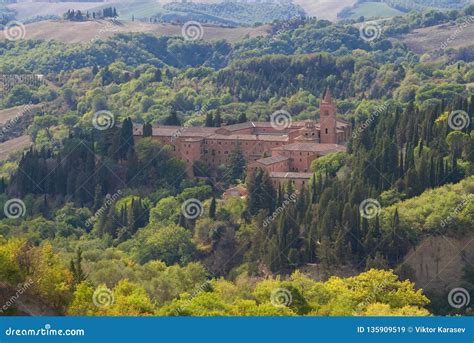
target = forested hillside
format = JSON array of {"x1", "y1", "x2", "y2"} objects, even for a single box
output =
[{"x1": 0, "y1": 2, "x2": 473, "y2": 317}]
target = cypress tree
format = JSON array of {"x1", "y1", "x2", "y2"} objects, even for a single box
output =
[
  {"x1": 143, "y1": 122, "x2": 153, "y2": 137},
  {"x1": 209, "y1": 196, "x2": 216, "y2": 219},
  {"x1": 205, "y1": 112, "x2": 214, "y2": 127}
]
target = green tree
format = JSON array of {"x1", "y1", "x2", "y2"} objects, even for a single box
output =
[
  {"x1": 225, "y1": 145, "x2": 246, "y2": 183},
  {"x1": 136, "y1": 224, "x2": 196, "y2": 265},
  {"x1": 69, "y1": 247, "x2": 87, "y2": 287}
]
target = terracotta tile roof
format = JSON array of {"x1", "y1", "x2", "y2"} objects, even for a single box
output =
[
  {"x1": 133, "y1": 120, "x2": 350, "y2": 139},
  {"x1": 154, "y1": 126, "x2": 218, "y2": 137},
  {"x1": 223, "y1": 121, "x2": 309, "y2": 132},
  {"x1": 254, "y1": 155, "x2": 289, "y2": 165},
  {"x1": 206, "y1": 134, "x2": 288, "y2": 142},
  {"x1": 322, "y1": 88, "x2": 333, "y2": 103},
  {"x1": 270, "y1": 172, "x2": 314, "y2": 179},
  {"x1": 273, "y1": 143, "x2": 346, "y2": 153}
]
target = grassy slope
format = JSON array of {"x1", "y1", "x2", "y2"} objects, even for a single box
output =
[
  {"x1": 0, "y1": 20, "x2": 270, "y2": 44},
  {"x1": 286, "y1": 0, "x2": 358, "y2": 21},
  {"x1": 347, "y1": 2, "x2": 404, "y2": 19},
  {"x1": 393, "y1": 20, "x2": 474, "y2": 55},
  {"x1": 0, "y1": 135, "x2": 31, "y2": 161}
]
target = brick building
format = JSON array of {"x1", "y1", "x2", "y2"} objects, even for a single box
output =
[{"x1": 133, "y1": 90, "x2": 351, "y2": 187}]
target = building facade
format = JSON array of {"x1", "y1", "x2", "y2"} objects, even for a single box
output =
[{"x1": 133, "y1": 90, "x2": 351, "y2": 186}]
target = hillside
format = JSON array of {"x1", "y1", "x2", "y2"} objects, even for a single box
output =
[
  {"x1": 340, "y1": 1, "x2": 404, "y2": 19},
  {"x1": 6, "y1": 1, "x2": 105, "y2": 21},
  {"x1": 0, "y1": 19, "x2": 270, "y2": 43},
  {"x1": 0, "y1": 135, "x2": 31, "y2": 161},
  {"x1": 7, "y1": 0, "x2": 358, "y2": 23},
  {"x1": 161, "y1": 1, "x2": 305, "y2": 26},
  {"x1": 394, "y1": 20, "x2": 474, "y2": 55},
  {"x1": 293, "y1": 0, "x2": 357, "y2": 20},
  {"x1": 0, "y1": 104, "x2": 40, "y2": 126}
]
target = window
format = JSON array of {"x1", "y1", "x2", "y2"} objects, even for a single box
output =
[{"x1": 325, "y1": 128, "x2": 328, "y2": 134}]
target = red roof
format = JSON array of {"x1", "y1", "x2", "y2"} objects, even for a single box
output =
[
  {"x1": 272, "y1": 143, "x2": 346, "y2": 153},
  {"x1": 253, "y1": 155, "x2": 289, "y2": 165}
]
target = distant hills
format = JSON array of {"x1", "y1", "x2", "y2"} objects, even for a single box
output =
[
  {"x1": 4, "y1": 0, "x2": 306, "y2": 26},
  {"x1": 339, "y1": 0, "x2": 474, "y2": 20},
  {"x1": 2, "y1": 0, "x2": 474, "y2": 28}
]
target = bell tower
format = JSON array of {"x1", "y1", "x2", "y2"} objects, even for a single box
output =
[{"x1": 319, "y1": 88, "x2": 337, "y2": 144}]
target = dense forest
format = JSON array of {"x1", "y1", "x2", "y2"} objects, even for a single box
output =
[{"x1": 0, "y1": 3, "x2": 473, "y2": 317}]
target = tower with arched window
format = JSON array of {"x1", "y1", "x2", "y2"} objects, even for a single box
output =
[{"x1": 319, "y1": 88, "x2": 337, "y2": 144}]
